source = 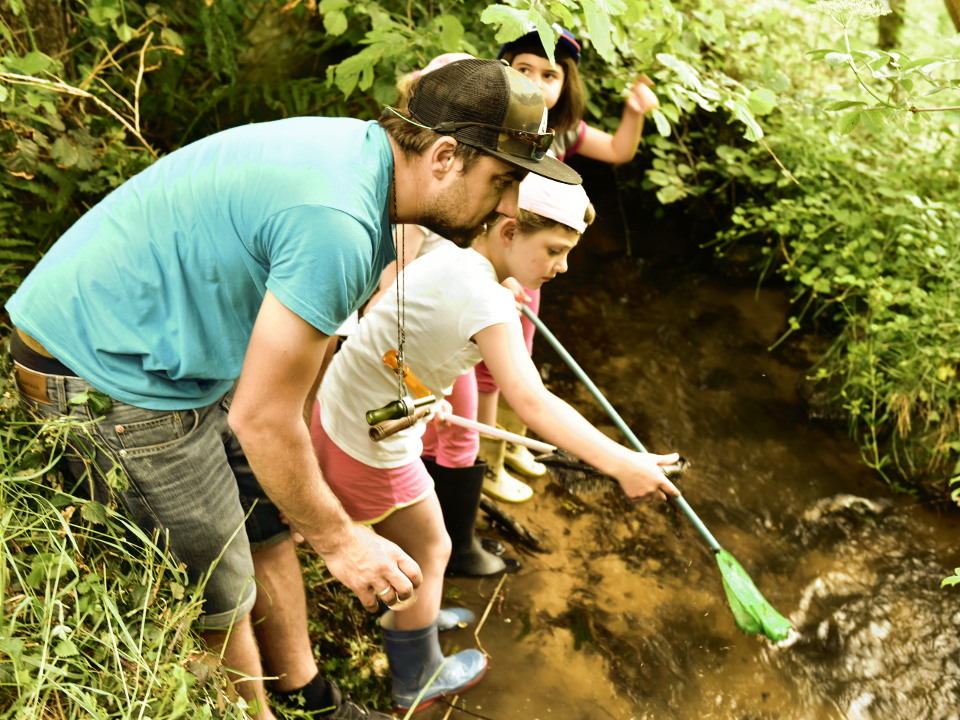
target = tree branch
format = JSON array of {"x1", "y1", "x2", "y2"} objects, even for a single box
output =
[{"x1": 0, "y1": 73, "x2": 158, "y2": 158}]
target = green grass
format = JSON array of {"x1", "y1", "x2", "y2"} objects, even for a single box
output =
[{"x1": 0, "y1": 350, "x2": 391, "y2": 719}]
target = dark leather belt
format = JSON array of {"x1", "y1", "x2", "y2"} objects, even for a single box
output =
[
  {"x1": 16, "y1": 327, "x2": 54, "y2": 358},
  {"x1": 12, "y1": 362, "x2": 53, "y2": 405}
]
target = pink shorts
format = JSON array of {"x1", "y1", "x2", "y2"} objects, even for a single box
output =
[
  {"x1": 310, "y1": 402, "x2": 433, "y2": 524},
  {"x1": 421, "y1": 368, "x2": 479, "y2": 469}
]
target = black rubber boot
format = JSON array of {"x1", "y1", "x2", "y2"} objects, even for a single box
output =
[{"x1": 425, "y1": 459, "x2": 519, "y2": 577}]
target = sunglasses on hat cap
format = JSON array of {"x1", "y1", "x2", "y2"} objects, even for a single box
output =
[{"x1": 385, "y1": 107, "x2": 556, "y2": 163}]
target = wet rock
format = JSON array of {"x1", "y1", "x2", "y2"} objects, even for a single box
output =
[{"x1": 801, "y1": 494, "x2": 892, "y2": 524}]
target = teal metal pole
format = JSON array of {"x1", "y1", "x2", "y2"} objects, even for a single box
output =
[{"x1": 522, "y1": 305, "x2": 722, "y2": 553}]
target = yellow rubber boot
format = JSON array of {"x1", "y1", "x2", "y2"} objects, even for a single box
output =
[
  {"x1": 477, "y1": 436, "x2": 533, "y2": 503},
  {"x1": 498, "y1": 400, "x2": 547, "y2": 479}
]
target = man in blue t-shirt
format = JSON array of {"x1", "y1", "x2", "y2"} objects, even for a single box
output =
[{"x1": 6, "y1": 59, "x2": 580, "y2": 719}]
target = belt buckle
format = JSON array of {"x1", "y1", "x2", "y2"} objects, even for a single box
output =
[{"x1": 13, "y1": 363, "x2": 51, "y2": 405}]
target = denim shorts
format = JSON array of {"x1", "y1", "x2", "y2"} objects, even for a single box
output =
[{"x1": 17, "y1": 370, "x2": 288, "y2": 629}]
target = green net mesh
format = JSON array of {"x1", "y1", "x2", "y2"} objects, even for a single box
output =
[{"x1": 716, "y1": 549, "x2": 792, "y2": 642}]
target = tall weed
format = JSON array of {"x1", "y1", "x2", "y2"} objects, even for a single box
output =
[{"x1": 0, "y1": 353, "x2": 246, "y2": 718}]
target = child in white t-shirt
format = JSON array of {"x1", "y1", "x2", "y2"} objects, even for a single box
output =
[{"x1": 310, "y1": 173, "x2": 680, "y2": 714}]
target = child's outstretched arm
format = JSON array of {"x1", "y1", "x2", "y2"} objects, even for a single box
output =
[
  {"x1": 577, "y1": 75, "x2": 660, "y2": 166},
  {"x1": 475, "y1": 322, "x2": 680, "y2": 502}
]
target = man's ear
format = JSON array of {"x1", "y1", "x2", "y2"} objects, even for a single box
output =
[{"x1": 428, "y1": 136, "x2": 459, "y2": 179}]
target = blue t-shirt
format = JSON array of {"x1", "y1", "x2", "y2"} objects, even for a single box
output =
[{"x1": 6, "y1": 117, "x2": 396, "y2": 409}]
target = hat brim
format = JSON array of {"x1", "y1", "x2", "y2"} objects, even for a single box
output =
[{"x1": 477, "y1": 147, "x2": 582, "y2": 185}]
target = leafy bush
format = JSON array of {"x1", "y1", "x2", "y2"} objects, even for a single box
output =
[{"x1": 633, "y1": 0, "x2": 960, "y2": 492}]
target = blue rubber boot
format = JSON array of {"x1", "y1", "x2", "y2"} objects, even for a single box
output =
[{"x1": 380, "y1": 611, "x2": 487, "y2": 713}]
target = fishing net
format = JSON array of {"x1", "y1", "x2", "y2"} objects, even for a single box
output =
[
  {"x1": 716, "y1": 549, "x2": 792, "y2": 641},
  {"x1": 534, "y1": 449, "x2": 612, "y2": 494}
]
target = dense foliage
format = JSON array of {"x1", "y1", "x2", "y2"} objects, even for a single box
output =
[
  {"x1": 646, "y1": 0, "x2": 960, "y2": 490},
  {"x1": 2, "y1": 0, "x2": 960, "y2": 716}
]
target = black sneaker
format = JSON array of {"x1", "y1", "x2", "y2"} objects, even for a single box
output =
[
  {"x1": 324, "y1": 683, "x2": 395, "y2": 720},
  {"x1": 274, "y1": 680, "x2": 395, "y2": 720}
]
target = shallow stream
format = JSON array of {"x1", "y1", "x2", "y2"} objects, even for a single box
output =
[{"x1": 435, "y1": 247, "x2": 960, "y2": 720}]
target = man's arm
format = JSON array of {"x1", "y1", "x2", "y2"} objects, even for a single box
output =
[{"x1": 229, "y1": 290, "x2": 422, "y2": 610}]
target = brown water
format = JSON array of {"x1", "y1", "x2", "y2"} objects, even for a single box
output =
[{"x1": 432, "y1": 256, "x2": 960, "y2": 720}]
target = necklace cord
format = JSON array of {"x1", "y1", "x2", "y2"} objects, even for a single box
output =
[{"x1": 392, "y1": 168, "x2": 406, "y2": 401}]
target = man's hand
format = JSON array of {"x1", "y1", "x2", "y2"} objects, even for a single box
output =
[
  {"x1": 320, "y1": 524, "x2": 423, "y2": 612},
  {"x1": 231, "y1": 291, "x2": 423, "y2": 612}
]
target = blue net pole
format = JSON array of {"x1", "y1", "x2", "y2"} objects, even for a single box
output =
[{"x1": 522, "y1": 304, "x2": 722, "y2": 552}]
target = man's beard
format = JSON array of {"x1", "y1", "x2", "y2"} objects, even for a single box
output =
[
  {"x1": 418, "y1": 181, "x2": 501, "y2": 247},
  {"x1": 420, "y1": 209, "x2": 500, "y2": 247}
]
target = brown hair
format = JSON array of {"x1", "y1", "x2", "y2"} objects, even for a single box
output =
[
  {"x1": 500, "y1": 51, "x2": 585, "y2": 135},
  {"x1": 395, "y1": 71, "x2": 418, "y2": 110},
  {"x1": 516, "y1": 201, "x2": 596, "y2": 235},
  {"x1": 378, "y1": 107, "x2": 486, "y2": 174}
]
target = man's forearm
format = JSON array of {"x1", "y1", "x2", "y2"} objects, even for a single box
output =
[{"x1": 237, "y1": 419, "x2": 353, "y2": 554}]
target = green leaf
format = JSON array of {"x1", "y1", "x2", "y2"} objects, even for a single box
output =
[
  {"x1": 161, "y1": 27, "x2": 185, "y2": 50},
  {"x1": 658, "y1": 103, "x2": 679, "y2": 123},
  {"x1": 66, "y1": 390, "x2": 113, "y2": 414},
  {"x1": 434, "y1": 14, "x2": 464, "y2": 52},
  {"x1": 838, "y1": 110, "x2": 861, "y2": 134},
  {"x1": 861, "y1": 108, "x2": 886, "y2": 132},
  {"x1": 584, "y1": 3, "x2": 616, "y2": 65},
  {"x1": 747, "y1": 88, "x2": 776, "y2": 116},
  {"x1": 55, "y1": 638, "x2": 79, "y2": 658},
  {"x1": 116, "y1": 23, "x2": 135, "y2": 43},
  {"x1": 323, "y1": 10, "x2": 348, "y2": 36},
  {"x1": 656, "y1": 53, "x2": 703, "y2": 93},
  {"x1": 0, "y1": 637, "x2": 25, "y2": 663},
  {"x1": 81, "y1": 500, "x2": 109, "y2": 525},
  {"x1": 333, "y1": 54, "x2": 365, "y2": 97},
  {"x1": 899, "y1": 56, "x2": 945, "y2": 71},
  {"x1": 9, "y1": 51, "x2": 54, "y2": 76},
  {"x1": 646, "y1": 169, "x2": 672, "y2": 186},
  {"x1": 732, "y1": 99, "x2": 763, "y2": 141},
  {"x1": 656, "y1": 185, "x2": 686, "y2": 204},
  {"x1": 824, "y1": 100, "x2": 868, "y2": 111},
  {"x1": 88, "y1": 0, "x2": 121, "y2": 25},
  {"x1": 480, "y1": 5, "x2": 531, "y2": 43},
  {"x1": 650, "y1": 107, "x2": 671, "y2": 137},
  {"x1": 824, "y1": 52, "x2": 853, "y2": 67},
  {"x1": 51, "y1": 137, "x2": 80, "y2": 168}
]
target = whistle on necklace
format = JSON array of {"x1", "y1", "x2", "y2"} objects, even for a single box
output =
[{"x1": 365, "y1": 394, "x2": 437, "y2": 426}]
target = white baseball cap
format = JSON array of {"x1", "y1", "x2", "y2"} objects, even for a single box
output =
[{"x1": 518, "y1": 172, "x2": 591, "y2": 234}]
